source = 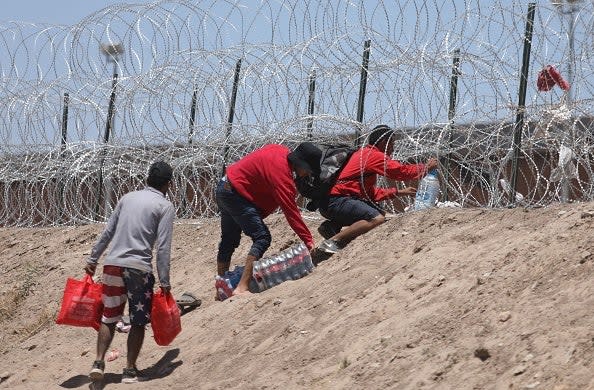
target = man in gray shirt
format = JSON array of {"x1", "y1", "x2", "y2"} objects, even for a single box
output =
[{"x1": 84, "y1": 160, "x2": 175, "y2": 384}]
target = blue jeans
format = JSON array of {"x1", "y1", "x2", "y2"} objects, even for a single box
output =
[
  {"x1": 319, "y1": 196, "x2": 384, "y2": 228},
  {"x1": 215, "y1": 177, "x2": 271, "y2": 265}
]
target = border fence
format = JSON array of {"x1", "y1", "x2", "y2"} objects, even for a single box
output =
[{"x1": 2, "y1": 0, "x2": 594, "y2": 226}]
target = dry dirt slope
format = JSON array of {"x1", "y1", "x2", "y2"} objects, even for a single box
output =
[{"x1": 0, "y1": 202, "x2": 593, "y2": 390}]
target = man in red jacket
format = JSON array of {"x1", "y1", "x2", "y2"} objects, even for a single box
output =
[
  {"x1": 318, "y1": 125, "x2": 438, "y2": 253},
  {"x1": 216, "y1": 143, "x2": 319, "y2": 296}
]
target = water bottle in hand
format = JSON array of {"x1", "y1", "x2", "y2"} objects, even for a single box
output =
[{"x1": 414, "y1": 169, "x2": 440, "y2": 211}]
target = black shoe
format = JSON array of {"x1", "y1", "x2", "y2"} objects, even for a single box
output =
[
  {"x1": 318, "y1": 220, "x2": 340, "y2": 240},
  {"x1": 89, "y1": 360, "x2": 105, "y2": 382},
  {"x1": 122, "y1": 367, "x2": 144, "y2": 384}
]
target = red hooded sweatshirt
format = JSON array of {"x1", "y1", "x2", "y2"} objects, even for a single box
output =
[
  {"x1": 329, "y1": 145, "x2": 426, "y2": 202},
  {"x1": 226, "y1": 144, "x2": 314, "y2": 248}
]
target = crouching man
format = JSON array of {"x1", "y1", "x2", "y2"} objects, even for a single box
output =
[
  {"x1": 318, "y1": 125, "x2": 438, "y2": 253},
  {"x1": 215, "y1": 143, "x2": 319, "y2": 296}
]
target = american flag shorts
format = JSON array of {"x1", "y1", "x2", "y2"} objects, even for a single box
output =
[{"x1": 101, "y1": 265, "x2": 155, "y2": 326}]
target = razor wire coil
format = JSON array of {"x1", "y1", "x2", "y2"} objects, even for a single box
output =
[{"x1": 1, "y1": 0, "x2": 594, "y2": 226}]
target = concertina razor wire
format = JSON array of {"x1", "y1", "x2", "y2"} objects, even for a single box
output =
[{"x1": 1, "y1": 0, "x2": 594, "y2": 226}]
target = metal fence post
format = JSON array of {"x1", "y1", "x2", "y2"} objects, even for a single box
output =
[
  {"x1": 355, "y1": 39, "x2": 371, "y2": 147},
  {"x1": 443, "y1": 49, "x2": 461, "y2": 202},
  {"x1": 59, "y1": 92, "x2": 70, "y2": 222},
  {"x1": 95, "y1": 71, "x2": 119, "y2": 219},
  {"x1": 510, "y1": 3, "x2": 536, "y2": 206},
  {"x1": 61, "y1": 92, "x2": 69, "y2": 152},
  {"x1": 188, "y1": 88, "x2": 197, "y2": 145},
  {"x1": 222, "y1": 59, "x2": 242, "y2": 176},
  {"x1": 307, "y1": 69, "x2": 316, "y2": 140}
]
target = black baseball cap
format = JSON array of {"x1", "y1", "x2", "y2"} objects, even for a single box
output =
[{"x1": 287, "y1": 142, "x2": 322, "y2": 175}]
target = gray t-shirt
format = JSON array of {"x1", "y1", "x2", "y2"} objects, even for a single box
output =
[{"x1": 87, "y1": 187, "x2": 175, "y2": 287}]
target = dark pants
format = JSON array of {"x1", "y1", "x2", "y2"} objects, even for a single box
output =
[
  {"x1": 319, "y1": 196, "x2": 384, "y2": 228},
  {"x1": 215, "y1": 178, "x2": 271, "y2": 265}
]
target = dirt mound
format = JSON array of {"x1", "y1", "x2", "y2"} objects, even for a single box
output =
[{"x1": 1, "y1": 203, "x2": 593, "y2": 389}]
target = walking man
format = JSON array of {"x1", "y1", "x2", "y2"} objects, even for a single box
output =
[{"x1": 84, "y1": 160, "x2": 175, "y2": 383}]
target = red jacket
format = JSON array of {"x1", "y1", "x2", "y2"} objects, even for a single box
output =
[
  {"x1": 226, "y1": 144, "x2": 313, "y2": 248},
  {"x1": 329, "y1": 145, "x2": 426, "y2": 202}
]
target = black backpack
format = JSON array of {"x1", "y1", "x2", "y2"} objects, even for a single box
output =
[{"x1": 295, "y1": 143, "x2": 356, "y2": 211}]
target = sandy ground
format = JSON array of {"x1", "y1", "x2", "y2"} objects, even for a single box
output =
[{"x1": 0, "y1": 202, "x2": 593, "y2": 390}]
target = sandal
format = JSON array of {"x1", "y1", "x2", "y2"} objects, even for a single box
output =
[{"x1": 175, "y1": 292, "x2": 201, "y2": 314}]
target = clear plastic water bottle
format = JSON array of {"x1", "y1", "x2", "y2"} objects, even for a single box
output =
[
  {"x1": 214, "y1": 275, "x2": 234, "y2": 300},
  {"x1": 414, "y1": 169, "x2": 440, "y2": 211},
  {"x1": 300, "y1": 244, "x2": 314, "y2": 276},
  {"x1": 261, "y1": 257, "x2": 275, "y2": 288},
  {"x1": 252, "y1": 261, "x2": 267, "y2": 292},
  {"x1": 291, "y1": 243, "x2": 306, "y2": 278},
  {"x1": 248, "y1": 276, "x2": 260, "y2": 293},
  {"x1": 254, "y1": 257, "x2": 271, "y2": 290},
  {"x1": 279, "y1": 251, "x2": 290, "y2": 283},
  {"x1": 273, "y1": 255, "x2": 284, "y2": 285},
  {"x1": 289, "y1": 246, "x2": 303, "y2": 280}
]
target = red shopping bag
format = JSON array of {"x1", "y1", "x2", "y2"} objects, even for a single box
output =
[
  {"x1": 151, "y1": 288, "x2": 181, "y2": 346},
  {"x1": 56, "y1": 275, "x2": 103, "y2": 331}
]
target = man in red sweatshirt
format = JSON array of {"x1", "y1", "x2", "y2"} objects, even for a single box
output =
[
  {"x1": 318, "y1": 125, "x2": 438, "y2": 253},
  {"x1": 216, "y1": 143, "x2": 319, "y2": 296}
]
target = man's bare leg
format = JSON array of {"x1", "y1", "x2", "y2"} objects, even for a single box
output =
[
  {"x1": 126, "y1": 325, "x2": 145, "y2": 369},
  {"x1": 95, "y1": 322, "x2": 116, "y2": 362},
  {"x1": 233, "y1": 254, "x2": 257, "y2": 295},
  {"x1": 332, "y1": 214, "x2": 385, "y2": 244}
]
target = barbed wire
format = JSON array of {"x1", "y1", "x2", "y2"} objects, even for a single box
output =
[{"x1": 1, "y1": 0, "x2": 594, "y2": 227}]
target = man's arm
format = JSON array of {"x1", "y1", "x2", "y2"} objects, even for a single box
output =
[
  {"x1": 383, "y1": 155, "x2": 438, "y2": 181},
  {"x1": 373, "y1": 155, "x2": 438, "y2": 201},
  {"x1": 273, "y1": 177, "x2": 314, "y2": 250},
  {"x1": 383, "y1": 158, "x2": 426, "y2": 181},
  {"x1": 84, "y1": 202, "x2": 122, "y2": 275},
  {"x1": 155, "y1": 204, "x2": 175, "y2": 291}
]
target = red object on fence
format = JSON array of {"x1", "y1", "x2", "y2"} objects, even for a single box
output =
[
  {"x1": 537, "y1": 65, "x2": 570, "y2": 92},
  {"x1": 56, "y1": 275, "x2": 103, "y2": 331},
  {"x1": 151, "y1": 288, "x2": 182, "y2": 346}
]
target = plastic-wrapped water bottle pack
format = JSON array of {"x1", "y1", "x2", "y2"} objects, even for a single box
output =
[
  {"x1": 252, "y1": 242, "x2": 314, "y2": 292},
  {"x1": 215, "y1": 242, "x2": 314, "y2": 301}
]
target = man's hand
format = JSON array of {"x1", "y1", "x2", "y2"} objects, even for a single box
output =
[
  {"x1": 160, "y1": 286, "x2": 171, "y2": 294},
  {"x1": 397, "y1": 186, "x2": 417, "y2": 196},
  {"x1": 84, "y1": 263, "x2": 97, "y2": 276}
]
